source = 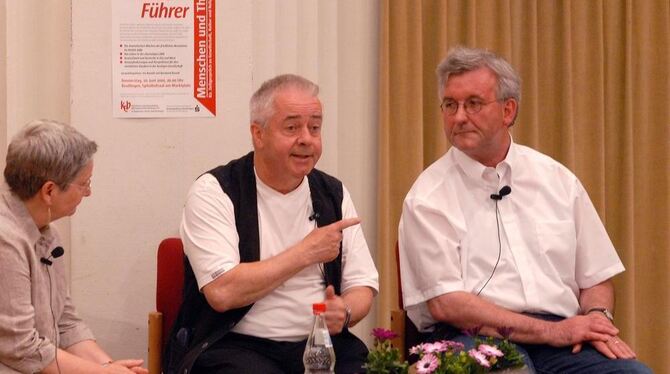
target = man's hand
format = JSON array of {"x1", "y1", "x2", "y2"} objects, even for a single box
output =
[
  {"x1": 301, "y1": 218, "x2": 360, "y2": 265},
  {"x1": 571, "y1": 314, "x2": 637, "y2": 359},
  {"x1": 546, "y1": 313, "x2": 619, "y2": 347},
  {"x1": 582, "y1": 337, "x2": 637, "y2": 359},
  {"x1": 322, "y1": 285, "x2": 347, "y2": 334}
]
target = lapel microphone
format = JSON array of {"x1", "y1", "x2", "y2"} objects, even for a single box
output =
[
  {"x1": 490, "y1": 185, "x2": 512, "y2": 200},
  {"x1": 40, "y1": 246, "x2": 65, "y2": 266},
  {"x1": 309, "y1": 200, "x2": 321, "y2": 221}
]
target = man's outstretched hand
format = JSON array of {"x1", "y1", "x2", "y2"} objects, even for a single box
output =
[{"x1": 301, "y1": 218, "x2": 360, "y2": 265}]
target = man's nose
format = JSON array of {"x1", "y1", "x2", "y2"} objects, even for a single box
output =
[
  {"x1": 451, "y1": 102, "x2": 469, "y2": 122},
  {"x1": 297, "y1": 125, "x2": 314, "y2": 143}
]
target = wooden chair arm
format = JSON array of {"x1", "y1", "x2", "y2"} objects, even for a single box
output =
[
  {"x1": 148, "y1": 311, "x2": 163, "y2": 374},
  {"x1": 390, "y1": 309, "x2": 407, "y2": 361}
]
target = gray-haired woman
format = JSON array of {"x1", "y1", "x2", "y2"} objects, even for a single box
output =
[{"x1": 0, "y1": 120, "x2": 147, "y2": 373}]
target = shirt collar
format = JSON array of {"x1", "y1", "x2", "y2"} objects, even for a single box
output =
[
  {"x1": 452, "y1": 134, "x2": 518, "y2": 183},
  {"x1": 1, "y1": 186, "x2": 55, "y2": 250}
]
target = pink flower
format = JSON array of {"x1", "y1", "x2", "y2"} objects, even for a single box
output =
[
  {"x1": 409, "y1": 340, "x2": 465, "y2": 356},
  {"x1": 442, "y1": 340, "x2": 465, "y2": 351},
  {"x1": 409, "y1": 345, "x2": 422, "y2": 355},
  {"x1": 428, "y1": 340, "x2": 466, "y2": 353},
  {"x1": 371, "y1": 327, "x2": 398, "y2": 342},
  {"x1": 416, "y1": 353, "x2": 439, "y2": 374},
  {"x1": 468, "y1": 348, "x2": 491, "y2": 368},
  {"x1": 427, "y1": 341, "x2": 449, "y2": 353},
  {"x1": 478, "y1": 344, "x2": 504, "y2": 357},
  {"x1": 421, "y1": 342, "x2": 443, "y2": 354}
]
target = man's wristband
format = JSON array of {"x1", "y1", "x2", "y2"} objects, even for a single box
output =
[{"x1": 585, "y1": 307, "x2": 614, "y2": 323}]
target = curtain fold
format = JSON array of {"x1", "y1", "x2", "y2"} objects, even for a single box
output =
[{"x1": 378, "y1": 1, "x2": 669, "y2": 371}]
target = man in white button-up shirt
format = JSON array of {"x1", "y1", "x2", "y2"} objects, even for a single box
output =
[{"x1": 399, "y1": 47, "x2": 650, "y2": 373}]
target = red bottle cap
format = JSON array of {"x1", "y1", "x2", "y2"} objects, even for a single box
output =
[{"x1": 312, "y1": 303, "x2": 326, "y2": 314}]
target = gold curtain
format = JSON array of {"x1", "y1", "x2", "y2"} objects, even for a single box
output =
[{"x1": 378, "y1": 0, "x2": 669, "y2": 371}]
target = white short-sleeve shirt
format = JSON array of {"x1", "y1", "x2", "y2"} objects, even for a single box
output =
[
  {"x1": 180, "y1": 171, "x2": 379, "y2": 341},
  {"x1": 399, "y1": 141, "x2": 624, "y2": 332}
]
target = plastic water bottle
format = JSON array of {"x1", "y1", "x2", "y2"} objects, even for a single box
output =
[{"x1": 303, "y1": 303, "x2": 335, "y2": 374}]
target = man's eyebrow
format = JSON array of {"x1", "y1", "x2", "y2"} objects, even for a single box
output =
[
  {"x1": 443, "y1": 95, "x2": 486, "y2": 101},
  {"x1": 283, "y1": 114, "x2": 322, "y2": 121}
]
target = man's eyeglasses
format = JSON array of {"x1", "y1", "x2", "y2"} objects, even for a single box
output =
[{"x1": 440, "y1": 98, "x2": 499, "y2": 115}]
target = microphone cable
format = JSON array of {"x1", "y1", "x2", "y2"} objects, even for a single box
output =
[
  {"x1": 476, "y1": 186, "x2": 510, "y2": 296},
  {"x1": 45, "y1": 264, "x2": 62, "y2": 374},
  {"x1": 42, "y1": 246, "x2": 64, "y2": 374}
]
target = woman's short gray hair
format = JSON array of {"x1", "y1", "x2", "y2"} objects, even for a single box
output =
[
  {"x1": 436, "y1": 46, "x2": 521, "y2": 105},
  {"x1": 4, "y1": 119, "x2": 98, "y2": 200},
  {"x1": 250, "y1": 74, "x2": 319, "y2": 127}
]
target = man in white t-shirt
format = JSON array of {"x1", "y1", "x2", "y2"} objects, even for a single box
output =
[
  {"x1": 398, "y1": 47, "x2": 651, "y2": 373},
  {"x1": 174, "y1": 74, "x2": 378, "y2": 374}
]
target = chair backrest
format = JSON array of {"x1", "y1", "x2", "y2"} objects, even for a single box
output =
[
  {"x1": 394, "y1": 241, "x2": 428, "y2": 362},
  {"x1": 156, "y1": 238, "x2": 185, "y2": 349},
  {"x1": 395, "y1": 242, "x2": 404, "y2": 309}
]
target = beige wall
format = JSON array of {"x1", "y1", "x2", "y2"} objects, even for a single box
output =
[
  {"x1": 1, "y1": 0, "x2": 379, "y2": 363},
  {"x1": 0, "y1": 1, "x2": 6, "y2": 163},
  {"x1": 0, "y1": 0, "x2": 73, "y2": 255},
  {"x1": 70, "y1": 0, "x2": 379, "y2": 361}
]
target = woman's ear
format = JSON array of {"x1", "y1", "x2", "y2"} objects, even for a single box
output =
[{"x1": 39, "y1": 181, "x2": 57, "y2": 206}]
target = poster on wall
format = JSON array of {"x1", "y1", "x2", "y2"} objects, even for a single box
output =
[{"x1": 112, "y1": 0, "x2": 215, "y2": 118}]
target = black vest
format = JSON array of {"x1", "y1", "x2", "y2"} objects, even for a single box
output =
[{"x1": 164, "y1": 152, "x2": 344, "y2": 373}]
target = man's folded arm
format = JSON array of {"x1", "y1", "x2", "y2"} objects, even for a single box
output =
[{"x1": 426, "y1": 291, "x2": 618, "y2": 347}]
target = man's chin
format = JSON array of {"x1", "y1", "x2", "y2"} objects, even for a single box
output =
[
  {"x1": 451, "y1": 137, "x2": 480, "y2": 151},
  {"x1": 291, "y1": 165, "x2": 315, "y2": 178},
  {"x1": 291, "y1": 157, "x2": 315, "y2": 168}
]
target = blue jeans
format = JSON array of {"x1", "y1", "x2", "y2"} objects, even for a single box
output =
[
  {"x1": 519, "y1": 313, "x2": 652, "y2": 374},
  {"x1": 519, "y1": 341, "x2": 652, "y2": 374}
]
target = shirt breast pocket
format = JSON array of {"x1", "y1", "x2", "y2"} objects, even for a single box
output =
[{"x1": 535, "y1": 220, "x2": 577, "y2": 277}]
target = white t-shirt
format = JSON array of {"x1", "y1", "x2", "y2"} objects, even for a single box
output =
[
  {"x1": 399, "y1": 141, "x2": 624, "y2": 332},
  {"x1": 180, "y1": 171, "x2": 378, "y2": 341}
]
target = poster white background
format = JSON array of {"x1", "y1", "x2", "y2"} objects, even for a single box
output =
[{"x1": 112, "y1": 0, "x2": 216, "y2": 118}]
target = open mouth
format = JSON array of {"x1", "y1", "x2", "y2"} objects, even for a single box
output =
[{"x1": 292, "y1": 154, "x2": 312, "y2": 159}]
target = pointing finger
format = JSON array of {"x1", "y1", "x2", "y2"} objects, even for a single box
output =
[{"x1": 330, "y1": 217, "x2": 361, "y2": 231}]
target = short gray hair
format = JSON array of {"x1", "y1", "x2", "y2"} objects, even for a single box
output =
[
  {"x1": 437, "y1": 46, "x2": 521, "y2": 106},
  {"x1": 4, "y1": 119, "x2": 98, "y2": 200},
  {"x1": 250, "y1": 74, "x2": 319, "y2": 126}
]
